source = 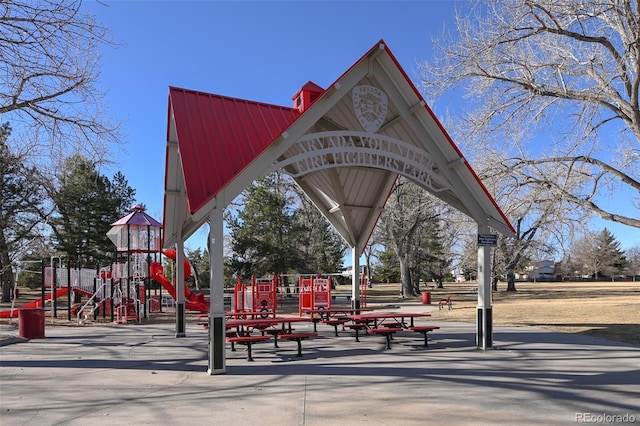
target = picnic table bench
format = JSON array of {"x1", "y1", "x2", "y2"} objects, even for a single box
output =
[
  {"x1": 343, "y1": 322, "x2": 368, "y2": 342},
  {"x1": 226, "y1": 335, "x2": 270, "y2": 361},
  {"x1": 368, "y1": 327, "x2": 403, "y2": 350},
  {"x1": 277, "y1": 332, "x2": 318, "y2": 357},
  {"x1": 408, "y1": 325, "x2": 440, "y2": 346},
  {"x1": 323, "y1": 317, "x2": 349, "y2": 336}
]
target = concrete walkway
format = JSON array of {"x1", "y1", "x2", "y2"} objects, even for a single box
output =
[{"x1": 0, "y1": 314, "x2": 638, "y2": 425}]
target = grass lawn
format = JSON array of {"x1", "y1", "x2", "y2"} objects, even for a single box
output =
[{"x1": 361, "y1": 280, "x2": 640, "y2": 346}]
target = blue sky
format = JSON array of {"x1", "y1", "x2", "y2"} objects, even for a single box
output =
[{"x1": 84, "y1": 0, "x2": 639, "y2": 254}]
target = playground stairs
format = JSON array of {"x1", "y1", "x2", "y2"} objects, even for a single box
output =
[{"x1": 115, "y1": 301, "x2": 139, "y2": 324}]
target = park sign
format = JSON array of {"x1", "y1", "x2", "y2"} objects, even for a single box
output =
[{"x1": 478, "y1": 233, "x2": 498, "y2": 247}]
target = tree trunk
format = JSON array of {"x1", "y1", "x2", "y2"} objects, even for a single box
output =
[
  {"x1": 506, "y1": 271, "x2": 517, "y2": 292},
  {"x1": 0, "y1": 228, "x2": 14, "y2": 302},
  {"x1": 410, "y1": 268, "x2": 421, "y2": 295},
  {"x1": 399, "y1": 259, "x2": 412, "y2": 298}
]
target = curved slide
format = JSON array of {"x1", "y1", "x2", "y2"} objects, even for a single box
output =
[
  {"x1": 0, "y1": 287, "x2": 70, "y2": 318},
  {"x1": 150, "y1": 250, "x2": 208, "y2": 313}
]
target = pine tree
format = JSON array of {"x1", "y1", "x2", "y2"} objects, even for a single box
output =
[
  {"x1": 570, "y1": 228, "x2": 626, "y2": 279},
  {"x1": 226, "y1": 173, "x2": 304, "y2": 278},
  {"x1": 372, "y1": 242, "x2": 401, "y2": 284},
  {"x1": 295, "y1": 194, "x2": 347, "y2": 274},
  {"x1": 594, "y1": 228, "x2": 626, "y2": 278},
  {"x1": 50, "y1": 155, "x2": 136, "y2": 266}
]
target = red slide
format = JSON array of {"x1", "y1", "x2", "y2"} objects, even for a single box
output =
[
  {"x1": 150, "y1": 250, "x2": 208, "y2": 313},
  {"x1": 0, "y1": 287, "x2": 70, "y2": 318}
]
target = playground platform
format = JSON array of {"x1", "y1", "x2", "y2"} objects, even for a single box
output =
[{"x1": 0, "y1": 310, "x2": 638, "y2": 425}]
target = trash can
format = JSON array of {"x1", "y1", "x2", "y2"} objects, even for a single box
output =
[
  {"x1": 18, "y1": 308, "x2": 45, "y2": 339},
  {"x1": 421, "y1": 292, "x2": 431, "y2": 305}
]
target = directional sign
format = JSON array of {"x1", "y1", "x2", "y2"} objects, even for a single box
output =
[{"x1": 477, "y1": 234, "x2": 498, "y2": 247}]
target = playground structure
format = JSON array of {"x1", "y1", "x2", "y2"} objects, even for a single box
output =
[
  {"x1": 106, "y1": 204, "x2": 164, "y2": 322},
  {"x1": 0, "y1": 205, "x2": 209, "y2": 323},
  {"x1": 0, "y1": 203, "x2": 362, "y2": 325},
  {"x1": 149, "y1": 248, "x2": 208, "y2": 313},
  {"x1": 298, "y1": 275, "x2": 332, "y2": 316},
  {"x1": 231, "y1": 275, "x2": 278, "y2": 317}
]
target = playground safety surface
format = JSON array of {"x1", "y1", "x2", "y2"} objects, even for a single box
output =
[{"x1": 0, "y1": 305, "x2": 638, "y2": 426}]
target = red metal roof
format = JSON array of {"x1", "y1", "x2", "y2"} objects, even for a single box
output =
[
  {"x1": 168, "y1": 87, "x2": 301, "y2": 214},
  {"x1": 163, "y1": 40, "x2": 515, "y2": 249}
]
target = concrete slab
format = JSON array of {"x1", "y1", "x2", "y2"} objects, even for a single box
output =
[{"x1": 0, "y1": 317, "x2": 638, "y2": 425}]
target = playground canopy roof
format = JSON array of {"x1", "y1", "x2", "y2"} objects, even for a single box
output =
[
  {"x1": 163, "y1": 40, "x2": 514, "y2": 251},
  {"x1": 112, "y1": 204, "x2": 162, "y2": 227}
]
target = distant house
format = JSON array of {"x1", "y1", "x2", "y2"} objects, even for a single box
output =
[{"x1": 522, "y1": 260, "x2": 556, "y2": 281}]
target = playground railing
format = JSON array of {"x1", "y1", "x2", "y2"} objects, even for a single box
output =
[{"x1": 76, "y1": 283, "x2": 108, "y2": 325}]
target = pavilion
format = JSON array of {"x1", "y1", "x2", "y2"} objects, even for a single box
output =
[{"x1": 162, "y1": 40, "x2": 515, "y2": 374}]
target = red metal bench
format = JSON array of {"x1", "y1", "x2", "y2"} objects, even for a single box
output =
[
  {"x1": 277, "y1": 332, "x2": 318, "y2": 357},
  {"x1": 408, "y1": 325, "x2": 440, "y2": 346},
  {"x1": 344, "y1": 323, "x2": 367, "y2": 342},
  {"x1": 439, "y1": 296, "x2": 452, "y2": 310},
  {"x1": 368, "y1": 327, "x2": 403, "y2": 350},
  {"x1": 226, "y1": 335, "x2": 270, "y2": 361},
  {"x1": 323, "y1": 318, "x2": 349, "y2": 336}
]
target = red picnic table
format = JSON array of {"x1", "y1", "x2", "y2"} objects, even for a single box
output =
[
  {"x1": 302, "y1": 307, "x2": 373, "y2": 333},
  {"x1": 347, "y1": 312, "x2": 430, "y2": 328},
  {"x1": 346, "y1": 312, "x2": 436, "y2": 348},
  {"x1": 226, "y1": 316, "x2": 316, "y2": 359}
]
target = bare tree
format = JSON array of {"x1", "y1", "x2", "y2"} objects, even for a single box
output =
[
  {"x1": 473, "y1": 143, "x2": 592, "y2": 290},
  {"x1": 378, "y1": 178, "x2": 451, "y2": 297},
  {"x1": 625, "y1": 244, "x2": 640, "y2": 279},
  {"x1": 421, "y1": 0, "x2": 640, "y2": 230},
  {"x1": 0, "y1": 0, "x2": 120, "y2": 164},
  {"x1": 0, "y1": 0, "x2": 120, "y2": 299}
]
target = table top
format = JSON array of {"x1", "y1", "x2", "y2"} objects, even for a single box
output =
[
  {"x1": 225, "y1": 310, "x2": 275, "y2": 318},
  {"x1": 348, "y1": 312, "x2": 431, "y2": 320},
  {"x1": 227, "y1": 316, "x2": 312, "y2": 327},
  {"x1": 303, "y1": 308, "x2": 373, "y2": 315}
]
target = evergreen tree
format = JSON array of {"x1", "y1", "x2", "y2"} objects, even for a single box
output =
[
  {"x1": 295, "y1": 194, "x2": 348, "y2": 274},
  {"x1": 226, "y1": 173, "x2": 304, "y2": 278},
  {"x1": 372, "y1": 242, "x2": 400, "y2": 284},
  {"x1": 419, "y1": 218, "x2": 451, "y2": 288},
  {"x1": 569, "y1": 228, "x2": 626, "y2": 279},
  {"x1": 594, "y1": 229, "x2": 626, "y2": 278},
  {"x1": 50, "y1": 155, "x2": 136, "y2": 266},
  {"x1": 186, "y1": 247, "x2": 210, "y2": 289}
]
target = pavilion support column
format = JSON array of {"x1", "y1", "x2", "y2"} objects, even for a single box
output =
[
  {"x1": 175, "y1": 240, "x2": 186, "y2": 337},
  {"x1": 208, "y1": 206, "x2": 226, "y2": 375},
  {"x1": 476, "y1": 224, "x2": 493, "y2": 349},
  {"x1": 350, "y1": 245, "x2": 361, "y2": 311}
]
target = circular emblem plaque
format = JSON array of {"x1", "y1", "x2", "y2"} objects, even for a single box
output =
[{"x1": 352, "y1": 85, "x2": 388, "y2": 133}]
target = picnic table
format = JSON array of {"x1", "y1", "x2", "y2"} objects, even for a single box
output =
[
  {"x1": 226, "y1": 316, "x2": 316, "y2": 358},
  {"x1": 347, "y1": 312, "x2": 430, "y2": 328},
  {"x1": 346, "y1": 312, "x2": 433, "y2": 348},
  {"x1": 303, "y1": 308, "x2": 373, "y2": 332}
]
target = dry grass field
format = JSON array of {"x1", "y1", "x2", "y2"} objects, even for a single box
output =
[
  {"x1": 2, "y1": 280, "x2": 638, "y2": 346},
  {"x1": 362, "y1": 280, "x2": 640, "y2": 346}
]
